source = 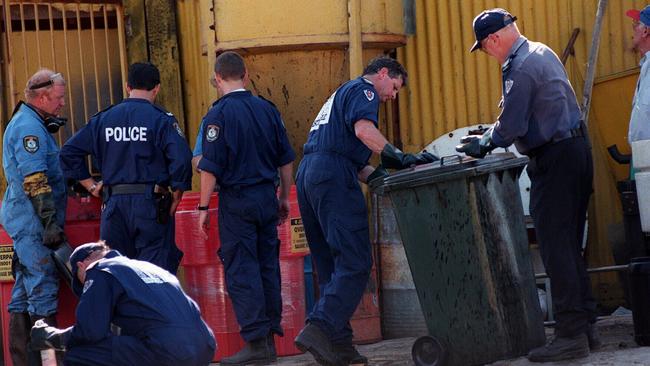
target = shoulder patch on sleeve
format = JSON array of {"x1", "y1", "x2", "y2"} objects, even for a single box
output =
[
  {"x1": 206, "y1": 124, "x2": 220, "y2": 142},
  {"x1": 23, "y1": 135, "x2": 39, "y2": 153},
  {"x1": 363, "y1": 89, "x2": 375, "y2": 101},
  {"x1": 172, "y1": 122, "x2": 185, "y2": 137},
  {"x1": 82, "y1": 279, "x2": 94, "y2": 294},
  {"x1": 505, "y1": 79, "x2": 514, "y2": 94}
]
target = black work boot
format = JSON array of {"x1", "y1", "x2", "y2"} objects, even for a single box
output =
[
  {"x1": 266, "y1": 333, "x2": 277, "y2": 359},
  {"x1": 527, "y1": 333, "x2": 589, "y2": 362},
  {"x1": 294, "y1": 323, "x2": 344, "y2": 366},
  {"x1": 333, "y1": 343, "x2": 368, "y2": 365},
  {"x1": 9, "y1": 312, "x2": 31, "y2": 366},
  {"x1": 586, "y1": 322, "x2": 602, "y2": 350},
  {"x1": 220, "y1": 337, "x2": 275, "y2": 365}
]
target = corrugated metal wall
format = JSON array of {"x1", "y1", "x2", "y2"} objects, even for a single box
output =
[
  {"x1": 397, "y1": 0, "x2": 643, "y2": 152},
  {"x1": 396, "y1": 0, "x2": 646, "y2": 306}
]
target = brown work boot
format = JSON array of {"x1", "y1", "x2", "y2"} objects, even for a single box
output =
[
  {"x1": 333, "y1": 343, "x2": 368, "y2": 365},
  {"x1": 527, "y1": 333, "x2": 589, "y2": 362},
  {"x1": 587, "y1": 322, "x2": 602, "y2": 350}
]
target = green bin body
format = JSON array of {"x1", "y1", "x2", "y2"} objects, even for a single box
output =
[{"x1": 371, "y1": 154, "x2": 545, "y2": 366}]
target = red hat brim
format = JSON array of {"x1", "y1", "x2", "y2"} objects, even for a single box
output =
[{"x1": 627, "y1": 9, "x2": 641, "y2": 21}]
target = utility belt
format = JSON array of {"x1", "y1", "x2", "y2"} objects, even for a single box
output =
[
  {"x1": 102, "y1": 184, "x2": 172, "y2": 225},
  {"x1": 528, "y1": 121, "x2": 588, "y2": 158}
]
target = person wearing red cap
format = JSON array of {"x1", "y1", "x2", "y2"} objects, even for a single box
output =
[
  {"x1": 458, "y1": 8, "x2": 598, "y2": 363},
  {"x1": 626, "y1": 6, "x2": 650, "y2": 146}
]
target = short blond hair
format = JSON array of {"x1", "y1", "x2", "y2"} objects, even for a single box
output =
[{"x1": 24, "y1": 69, "x2": 65, "y2": 101}]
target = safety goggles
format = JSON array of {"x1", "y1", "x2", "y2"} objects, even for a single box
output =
[{"x1": 29, "y1": 72, "x2": 62, "y2": 90}]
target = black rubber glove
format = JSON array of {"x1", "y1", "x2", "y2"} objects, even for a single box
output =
[
  {"x1": 381, "y1": 143, "x2": 438, "y2": 170},
  {"x1": 29, "y1": 192, "x2": 66, "y2": 249},
  {"x1": 367, "y1": 165, "x2": 388, "y2": 183},
  {"x1": 455, "y1": 127, "x2": 496, "y2": 159},
  {"x1": 30, "y1": 319, "x2": 71, "y2": 351}
]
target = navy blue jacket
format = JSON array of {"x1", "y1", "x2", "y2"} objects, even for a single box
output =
[
  {"x1": 303, "y1": 77, "x2": 379, "y2": 169},
  {"x1": 59, "y1": 98, "x2": 192, "y2": 191},
  {"x1": 66, "y1": 251, "x2": 215, "y2": 358},
  {"x1": 197, "y1": 90, "x2": 294, "y2": 188}
]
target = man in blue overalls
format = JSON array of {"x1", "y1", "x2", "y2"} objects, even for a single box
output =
[
  {"x1": 59, "y1": 62, "x2": 192, "y2": 274},
  {"x1": 197, "y1": 51, "x2": 295, "y2": 365},
  {"x1": 457, "y1": 9, "x2": 596, "y2": 362},
  {"x1": 1, "y1": 69, "x2": 68, "y2": 366},
  {"x1": 294, "y1": 57, "x2": 436, "y2": 365},
  {"x1": 30, "y1": 241, "x2": 217, "y2": 366}
]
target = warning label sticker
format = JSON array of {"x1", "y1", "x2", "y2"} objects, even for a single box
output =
[
  {"x1": 0, "y1": 246, "x2": 14, "y2": 281},
  {"x1": 290, "y1": 218, "x2": 309, "y2": 254}
]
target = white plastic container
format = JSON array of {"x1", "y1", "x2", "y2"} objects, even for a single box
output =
[{"x1": 631, "y1": 140, "x2": 650, "y2": 232}]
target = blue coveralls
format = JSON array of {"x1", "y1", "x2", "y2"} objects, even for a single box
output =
[
  {"x1": 0, "y1": 103, "x2": 66, "y2": 316},
  {"x1": 295, "y1": 77, "x2": 376, "y2": 345},
  {"x1": 63, "y1": 250, "x2": 216, "y2": 366},
  {"x1": 59, "y1": 98, "x2": 192, "y2": 273},
  {"x1": 490, "y1": 36, "x2": 596, "y2": 337},
  {"x1": 197, "y1": 90, "x2": 295, "y2": 342}
]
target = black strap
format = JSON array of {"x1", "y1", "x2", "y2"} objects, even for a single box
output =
[{"x1": 103, "y1": 184, "x2": 153, "y2": 200}]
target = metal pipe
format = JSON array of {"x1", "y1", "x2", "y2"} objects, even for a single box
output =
[
  {"x1": 62, "y1": 3, "x2": 76, "y2": 143},
  {"x1": 3, "y1": 0, "x2": 17, "y2": 107},
  {"x1": 535, "y1": 264, "x2": 629, "y2": 279},
  {"x1": 33, "y1": 3, "x2": 42, "y2": 67},
  {"x1": 116, "y1": 3, "x2": 128, "y2": 98},
  {"x1": 48, "y1": 4, "x2": 56, "y2": 71},
  {"x1": 580, "y1": 0, "x2": 608, "y2": 126},
  {"x1": 103, "y1": 4, "x2": 115, "y2": 105},
  {"x1": 19, "y1": 2, "x2": 28, "y2": 81},
  {"x1": 89, "y1": 4, "x2": 102, "y2": 112},
  {"x1": 75, "y1": 3, "x2": 89, "y2": 122}
]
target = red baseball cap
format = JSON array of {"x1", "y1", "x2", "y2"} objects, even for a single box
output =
[{"x1": 627, "y1": 6, "x2": 650, "y2": 26}]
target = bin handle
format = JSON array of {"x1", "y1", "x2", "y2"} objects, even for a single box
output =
[{"x1": 440, "y1": 155, "x2": 462, "y2": 166}]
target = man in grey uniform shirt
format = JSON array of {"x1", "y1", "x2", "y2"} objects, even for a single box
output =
[{"x1": 457, "y1": 8, "x2": 597, "y2": 362}]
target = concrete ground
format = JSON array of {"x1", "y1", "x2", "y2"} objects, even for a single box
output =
[{"x1": 212, "y1": 314, "x2": 650, "y2": 365}]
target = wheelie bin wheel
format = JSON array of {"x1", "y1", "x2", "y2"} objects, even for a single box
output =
[{"x1": 412, "y1": 335, "x2": 446, "y2": 366}]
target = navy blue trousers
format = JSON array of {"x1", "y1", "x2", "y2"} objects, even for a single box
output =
[
  {"x1": 100, "y1": 194, "x2": 183, "y2": 274},
  {"x1": 218, "y1": 184, "x2": 283, "y2": 341},
  {"x1": 296, "y1": 153, "x2": 372, "y2": 345},
  {"x1": 64, "y1": 333, "x2": 214, "y2": 366},
  {"x1": 527, "y1": 137, "x2": 596, "y2": 337}
]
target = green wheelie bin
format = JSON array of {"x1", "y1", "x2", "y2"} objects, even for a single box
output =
[{"x1": 371, "y1": 153, "x2": 545, "y2": 366}]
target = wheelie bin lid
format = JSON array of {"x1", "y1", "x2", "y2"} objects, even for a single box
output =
[{"x1": 370, "y1": 152, "x2": 529, "y2": 194}]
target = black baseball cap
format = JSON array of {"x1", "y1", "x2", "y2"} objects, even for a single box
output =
[
  {"x1": 470, "y1": 8, "x2": 517, "y2": 52},
  {"x1": 69, "y1": 242, "x2": 106, "y2": 297}
]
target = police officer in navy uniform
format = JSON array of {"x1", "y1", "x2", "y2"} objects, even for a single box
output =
[
  {"x1": 29, "y1": 241, "x2": 216, "y2": 366},
  {"x1": 457, "y1": 9, "x2": 597, "y2": 362},
  {"x1": 59, "y1": 62, "x2": 192, "y2": 274},
  {"x1": 294, "y1": 57, "x2": 436, "y2": 366},
  {"x1": 197, "y1": 51, "x2": 295, "y2": 365},
  {"x1": 1, "y1": 69, "x2": 69, "y2": 366}
]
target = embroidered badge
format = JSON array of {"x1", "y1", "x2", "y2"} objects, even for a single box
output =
[
  {"x1": 364, "y1": 89, "x2": 375, "y2": 101},
  {"x1": 505, "y1": 79, "x2": 514, "y2": 94},
  {"x1": 23, "y1": 135, "x2": 39, "y2": 153},
  {"x1": 172, "y1": 122, "x2": 185, "y2": 137},
  {"x1": 206, "y1": 124, "x2": 220, "y2": 142},
  {"x1": 82, "y1": 279, "x2": 94, "y2": 294}
]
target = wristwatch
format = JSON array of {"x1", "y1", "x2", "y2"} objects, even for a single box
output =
[{"x1": 197, "y1": 205, "x2": 209, "y2": 211}]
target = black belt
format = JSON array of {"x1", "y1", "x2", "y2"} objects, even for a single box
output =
[
  {"x1": 528, "y1": 122, "x2": 587, "y2": 157},
  {"x1": 102, "y1": 184, "x2": 166, "y2": 201}
]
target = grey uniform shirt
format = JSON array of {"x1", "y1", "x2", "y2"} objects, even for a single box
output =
[{"x1": 491, "y1": 36, "x2": 582, "y2": 155}]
